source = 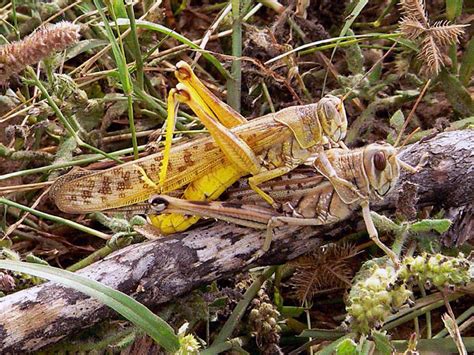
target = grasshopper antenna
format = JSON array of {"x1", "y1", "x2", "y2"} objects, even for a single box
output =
[{"x1": 400, "y1": 127, "x2": 421, "y2": 148}]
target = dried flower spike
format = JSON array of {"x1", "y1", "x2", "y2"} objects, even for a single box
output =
[
  {"x1": 0, "y1": 21, "x2": 81, "y2": 84},
  {"x1": 398, "y1": 0, "x2": 467, "y2": 77}
]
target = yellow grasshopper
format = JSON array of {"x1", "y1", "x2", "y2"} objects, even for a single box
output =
[
  {"x1": 51, "y1": 61, "x2": 350, "y2": 231},
  {"x1": 149, "y1": 143, "x2": 421, "y2": 265}
]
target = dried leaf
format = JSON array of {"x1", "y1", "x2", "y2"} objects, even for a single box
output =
[{"x1": 442, "y1": 313, "x2": 467, "y2": 355}]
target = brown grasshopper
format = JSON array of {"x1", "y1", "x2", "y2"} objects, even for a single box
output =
[
  {"x1": 149, "y1": 143, "x2": 421, "y2": 265},
  {"x1": 51, "y1": 61, "x2": 351, "y2": 231}
]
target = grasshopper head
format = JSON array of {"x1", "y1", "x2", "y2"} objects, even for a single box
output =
[
  {"x1": 363, "y1": 143, "x2": 400, "y2": 198},
  {"x1": 317, "y1": 95, "x2": 348, "y2": 143}
]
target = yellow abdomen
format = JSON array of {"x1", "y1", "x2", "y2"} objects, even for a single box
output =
[{"x1": 148, "y1": 164, "x2": 243, "y2": 233}]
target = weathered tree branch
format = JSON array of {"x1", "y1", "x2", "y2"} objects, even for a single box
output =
[{"x1": 0, "y1": 130, "x2": 472, "y2": 352}]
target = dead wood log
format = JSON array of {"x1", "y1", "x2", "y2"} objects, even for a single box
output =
[{"x1": 0, "y1": 130, "x2": 472, "y2": 352}]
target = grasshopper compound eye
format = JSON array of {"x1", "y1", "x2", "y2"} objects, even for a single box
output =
[
  {"x1": 149, "y1": 196, "x2": 169, "y2": 212},
  {"x1": 373, "y1": 152, "x2": 387, "y2": 171}
]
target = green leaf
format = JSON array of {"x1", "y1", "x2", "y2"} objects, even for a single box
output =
[
  {"x1": 372, "y1": 330, "x2": 394, "y2": 355},
  {"x1": 0, "y1": 260, "x2": 180, "y2": 352},
  {"x1": 410, "y1": 219, "x2": 452, "y2": 234},
  {"x1": 110, "y1": 0, "x2": 127, "y2": 18},
  {"x1": 446, "y1": 0, "x2": 463, "y2": 21},
  {"x1": 459, "y1": 37, "x2": 474, "y2": 87},
  {"x1": 389, "y1": 109, "x2": 405, "y2": 131},
  {"x1": 316, "y1": 335, "x2": 354, "y2": 355},
  {"x1": 345, "y1": 29, "x2": 364, "y2": 75},
  {"x1": 336, "y1": 338, "x2": 358, "y2": 355},
  {"x1": 280, "y1": 305, "x2": 305, "y2": 318},
  {"x1": 438, "y1": 70, "x2": 474, "y2": 117}
]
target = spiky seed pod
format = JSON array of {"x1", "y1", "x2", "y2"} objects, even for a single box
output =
[
  {"x1": 288, "y1": 243, "x2": 357, "y2": 303},
  {"x1": 398, "y1": 0, "x2": 467, "y2": 77},
  {"x1": 0, "y1": 21, "x2": 81, "y2": 83},
  {"x1": 345, "y1": 259, "x2": 412, "y2": 334},
  {"x1": 397, "y1": 253, "x2": 472, "y2": 289}
]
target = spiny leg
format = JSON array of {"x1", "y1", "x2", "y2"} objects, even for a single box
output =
[
  {"x1": 248, "y1": 165, "x2": 296, "y2": 206},
  {"x1": 398, "y1": 152, "x2": 430, "y2": 173},
  {"x1": 361, "y1": 201, "x2": 400, "y2": 267},
  {"x1": 175, "y1": 85, "x2": 262, "y2": 175},
  {"x1": 247, "y1": 215, "x2": 328, "y2": 263}
]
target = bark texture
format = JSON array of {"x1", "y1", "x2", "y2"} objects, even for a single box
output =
[{"x1": 0, "y1": 130, "x2": 472, "y2": 352}]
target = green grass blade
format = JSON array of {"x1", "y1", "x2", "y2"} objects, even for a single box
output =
[
  {"x1": 227, "y1": 0, "x2": 242, "y2": 111},
  {"x1": 321, "y1": 0, "x2": 369, "y2": 95},
  {"x1": 340, "y1": 0, "x2": 368, "y2": 37},
  {"x1": 459, "y1": 37, "x2": 473, "y2": 86},
  {"x1": 0, "y1": 260, "x2": 180, "y2": 353},
  {"x1": 94, "y1": 0, "x2": 139, "y2": 160},
  {"x1": 110, "y1": 18, "x2": 229, "y2": 78},
  {"x1": 126, "y1": 1, "x2": 144, "y2": 90}
]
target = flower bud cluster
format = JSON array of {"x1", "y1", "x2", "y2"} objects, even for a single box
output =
[
  {"x1": 397, "y1": 253, "x2": 471, "y2": 289},
  {"x1": 346, "y1": 260, "x2": 412, "y2": 334},
  {"x1": 346, "y1": 254, "x2": 472, "y2": 334}
]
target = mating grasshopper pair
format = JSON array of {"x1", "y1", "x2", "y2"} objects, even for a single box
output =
[
  {"x1": 51, "y1": 61, "x2": 347, "y2": 222},
  {"x1": 51, "y1": 61, "x2": 412, "y2": 265},
  {"x1": 150, "y1": 143, "x2": 411, "y2": 263}
]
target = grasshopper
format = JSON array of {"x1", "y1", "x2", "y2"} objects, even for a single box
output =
[
  {"x1": 149, "y1": 143, "x2": 421, "y2": 265},
  {"x1": 51, "y1": 61, "x2": 350, "y2": 232}
]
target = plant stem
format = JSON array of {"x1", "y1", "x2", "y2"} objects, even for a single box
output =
[
  {"x1": 0, "y1": 145, "x2": 145, "y2": 182},
  {"x1": 227, "y1": 0, "x2": 242, "y2": 112},
  {"x1": 211, "y1": 266, "x2": 277, "y2": 345},
  {"x1": 126, "y1": 1, "x2": 144, "y2": 90},
  {"x1": 0, "y1": 197, "x2": 110, "y2": 240}
]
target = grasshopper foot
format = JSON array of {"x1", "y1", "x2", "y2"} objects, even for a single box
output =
[{"x1": 399, "y1": 152, "x2": 429, "y2": 174}]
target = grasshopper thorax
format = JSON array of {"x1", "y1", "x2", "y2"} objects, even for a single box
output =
[
  {"x1": 363, "y1": 143, "x2": 400, "y2": 198},
  {"x1": 317, "y1": 95, "x2": 348, "y2": 144}
]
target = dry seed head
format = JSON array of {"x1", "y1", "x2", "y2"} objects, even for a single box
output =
[
  {"x1": 398, "y1": 0, "x2": 467, "y2": 77},
  {"x1": 0, "y1": 21, "x2": 81, "y2": 83},
  {"x1": 399, "y1": 0, "x2": 429, "y2": 27},
  {"x1": 288, "y1": 243, "x2": 357, "y2": 303}
]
